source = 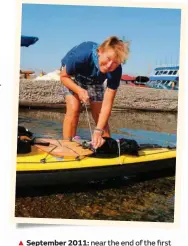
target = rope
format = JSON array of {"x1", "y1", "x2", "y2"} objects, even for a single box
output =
[
  {"x1": 83, "y1": 102, "x2": 93, "y2": 141},
  {"x1": 116, "y1": 139, "x2": 122, "y2": 165}
]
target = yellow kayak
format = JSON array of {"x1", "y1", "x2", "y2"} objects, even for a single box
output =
[{"x1": 16, "y1": 140, "x2": 176, "y2": 187}]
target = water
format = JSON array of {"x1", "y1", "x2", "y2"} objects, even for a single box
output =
[
  {"x1": 18, "y1": 108, "x2": 177, "y2": 146},
  {"x1": 15, "y1": 108, "x2": 177, "y2": 222}
]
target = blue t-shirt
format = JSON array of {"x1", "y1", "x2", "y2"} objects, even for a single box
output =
[{"x1": 61, "y1": 41, "x2": 122, "y2": 90}]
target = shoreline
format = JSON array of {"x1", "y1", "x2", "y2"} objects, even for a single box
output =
[{"x1": 19, "y1": 102, "x2": 177, "y2": 113}]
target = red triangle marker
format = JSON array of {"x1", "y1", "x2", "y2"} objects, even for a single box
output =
[{"x1": 19, "y1": 241, "x2": 24, "y2": 246}]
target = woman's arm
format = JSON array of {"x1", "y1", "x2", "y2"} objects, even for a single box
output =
[
  {"x1": 96, "y1": 88, "x2": 117, "y2": 129},
  {"x1": 92, "y1": 88, "x2": 117, "y2": 149}
]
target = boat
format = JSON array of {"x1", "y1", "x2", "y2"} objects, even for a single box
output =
[
  {"x1": 146, "y1": 65, "x2": 179, "y2": 90},
  {"x1": 16, "y1": 138, "x2": 176, "y2": 188}
]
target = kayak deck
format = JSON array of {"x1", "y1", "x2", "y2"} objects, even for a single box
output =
[{"x1": 17, "y1": 146, "x2": 176, "y2": 172}]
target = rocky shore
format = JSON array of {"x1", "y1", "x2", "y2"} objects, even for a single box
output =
[{"x1": 19, "y1": 79, "x2": 178, "y2": 112}]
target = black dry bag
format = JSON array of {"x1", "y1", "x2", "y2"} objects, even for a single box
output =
[
  {"x1": 95, "y1": 137, "x2": 140, "y2": 156},
  {"x1": 17, "y1": 126, "x2": 33, "y2": 154}
]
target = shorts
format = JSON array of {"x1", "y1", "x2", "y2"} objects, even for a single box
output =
[{"x1": 61, "y1": 66, "x2": 104, "y2": 102}]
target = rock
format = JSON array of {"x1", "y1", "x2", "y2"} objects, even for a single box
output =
[{"x1": 19, "y1": 80, "x2": 178, "y2": 112}]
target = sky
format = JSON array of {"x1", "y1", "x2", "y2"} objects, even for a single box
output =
[{"x1": 20, "y1": 4, "x2": 181, "y2": 76}]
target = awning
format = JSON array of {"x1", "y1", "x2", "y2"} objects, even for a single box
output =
[
  {"x1": 121, "y1": 74, "x2": 136, "y2": 81},
  {"x1": 21, "y1": 35, "x2": 39, "y2": 47}
]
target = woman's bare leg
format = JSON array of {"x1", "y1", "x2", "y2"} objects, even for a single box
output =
[
  {"x1": 63, "y1": 94, "x2": 81, "y2": 139},
  {"x1": 90, "y1": 101, "x2": 110, "y2": 137}
]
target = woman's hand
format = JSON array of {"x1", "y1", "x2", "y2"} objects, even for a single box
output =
[
  {"x1": 91, "y1": 129, "x2": 105, "y2": 149},
  {"x1": 77, "y1": 88, "x2": 89, "y2": 103}
]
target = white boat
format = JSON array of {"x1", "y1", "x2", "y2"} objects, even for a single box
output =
[{"x1": 146, "y1": 65, "x2": 179, "y2": 90}]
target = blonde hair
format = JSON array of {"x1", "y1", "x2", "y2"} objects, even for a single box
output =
[{"x1": 98, "y1": 36, "x2": 130, "y2": 64}]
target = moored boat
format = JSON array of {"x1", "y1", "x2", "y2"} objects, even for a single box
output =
[{"x1": 146, "y1": 65, "x2": 179, "y2": 90}]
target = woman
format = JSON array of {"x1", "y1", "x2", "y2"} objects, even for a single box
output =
[{"x1": 60, "y1": 36, "x2": 129, "y2": 149}]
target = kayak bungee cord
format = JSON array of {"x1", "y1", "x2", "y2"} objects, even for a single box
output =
[
  {"x1": 39, "y1": 144, "x2": 58, "y2": 163},
  {"x1": 116, "y1": 139, "x2": 122, "y2": 164},
  {"x1": 57, "y1": 139, "x2": 81, "y2": 160},
  {"x1": 34, "y1": 139, "x2": 81, "y2": 163}
]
